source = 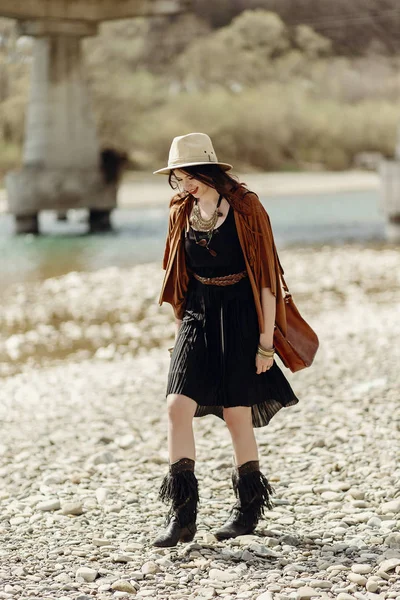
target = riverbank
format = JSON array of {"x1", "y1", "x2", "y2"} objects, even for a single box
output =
[
  {"x1": 0, "y1": 170, "x2": 379, "y2": 213},
  {"x1": 120, "y1": 170, "x2": 380, "y2": 208},
  {"x1": 0, "y1": 244, "x2": 399, "y2": 599}
]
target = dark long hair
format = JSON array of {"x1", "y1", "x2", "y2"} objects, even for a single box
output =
[{"x1": 168, "y1": 165, "x2": 251, "y2": 215}]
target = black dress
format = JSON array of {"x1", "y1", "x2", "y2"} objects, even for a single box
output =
[{"x1": 166, "y1": 203, "x2": 299, "y2": 428}]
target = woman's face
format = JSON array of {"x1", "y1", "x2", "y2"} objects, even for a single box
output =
[{"x1": 172, "y1": 169, "x2": 210, "y2": 199}]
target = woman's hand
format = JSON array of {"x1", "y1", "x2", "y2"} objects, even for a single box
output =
[
  {"x1": 175, "y1": 318, "x2": 183, "y2": 340},
  {"x1": 168, "y1": 318, "x2": 183, "y2": 358},
  {"x1": 256, "y1": 353, "x2": 273, "y2": 374}
]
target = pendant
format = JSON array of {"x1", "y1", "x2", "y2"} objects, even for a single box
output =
[{"x1": 195, "y1": 239, "x2": 217, "y2": 256}]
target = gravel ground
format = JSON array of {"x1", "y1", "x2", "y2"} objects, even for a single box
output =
[{"x1": 0, "y1": 244, "x2": 399, "y2": 600}]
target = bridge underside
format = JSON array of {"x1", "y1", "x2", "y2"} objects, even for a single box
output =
[
  {"x1": 0, "y1": 0, "x2": 190, "y2": 21},
  {"x1": 2, "y1": 0, "x2": 190, "y2": 234}
]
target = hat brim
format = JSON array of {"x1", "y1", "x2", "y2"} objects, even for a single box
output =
[{"x1": 153, "y1": 161, "x2": 233, "y2": 175}]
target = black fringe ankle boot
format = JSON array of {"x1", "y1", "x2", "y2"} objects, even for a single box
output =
[
  {"x1": 152, "y1": 457, "x2": 199, "y2": 547},
  {"x1": 214, "y1": 459, "x2": 274, "y2": 541}
]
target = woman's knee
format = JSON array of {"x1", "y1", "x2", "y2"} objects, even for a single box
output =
[
  {"x1": 167, "y1": 393, "x2": 196, "y2": 424},
  {"x1": 223, "y1": 406, "x2": 252, "y2": 433}
]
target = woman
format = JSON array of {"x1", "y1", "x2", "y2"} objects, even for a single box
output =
[{"x1": 152, "y1": 133, "x2": 299, "y2": 547}]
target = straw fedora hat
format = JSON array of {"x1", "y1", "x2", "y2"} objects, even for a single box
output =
[{"x1": 153, "y1": 132, "x2": 233, "y2": 175}]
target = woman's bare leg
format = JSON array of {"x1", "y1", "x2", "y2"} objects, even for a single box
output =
[
  {"x1": 223, "y1": 406, "x2": 258, "y2": 465},
  {"x1": 214, "y1": 406, "x2": 272, "y2": 541},
  {"x1": 167, "y1": 393, "x2": 198, "y2": 462},
  {"x1": 153, "y1": 393, "x2": 198, "y2": 547}
]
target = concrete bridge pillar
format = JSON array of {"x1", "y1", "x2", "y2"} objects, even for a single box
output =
[
  {"x1": 5, "y1": 20, "x2": 115, "y2": 233},
  {"x1": 379, "y1": 125, "x2": 400, "y2": 243}
]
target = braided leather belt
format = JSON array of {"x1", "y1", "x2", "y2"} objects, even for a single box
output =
[{"x1": 192, "y1": 270, "x2": 248, "y2": 286}]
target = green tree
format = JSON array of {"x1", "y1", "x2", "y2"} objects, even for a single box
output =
[
  {"x1": 176, "y1": 10, "x2": 291, "y2": 89},
  {"x1": 294, "y1": 24, "x2": 332, "y2": 59}
]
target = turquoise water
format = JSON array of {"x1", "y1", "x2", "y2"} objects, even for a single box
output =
[{"x1": 0, "y1": 190, "x2": 385, "y2": 291}]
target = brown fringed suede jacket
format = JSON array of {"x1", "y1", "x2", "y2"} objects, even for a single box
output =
[{"x1": 159, "y1": 185, "x2": 287, "y2": 336}]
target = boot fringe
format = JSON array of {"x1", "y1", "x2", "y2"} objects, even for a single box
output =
[
  {"x1": 232, "y1": 469, "x2": 274, "y2": 525},
  {"x1": 158, "y1": 470, "x2": 199, "y2": 505},
  {"x1": 158, "y1": 470, "x2": 199, "y2": 528}
]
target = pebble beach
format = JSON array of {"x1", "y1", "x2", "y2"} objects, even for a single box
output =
[{"x1": 0, "y1": 243, "x2": 399, "y2": 600}]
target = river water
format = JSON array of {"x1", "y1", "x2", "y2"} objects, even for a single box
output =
[{"x1": 0, "y1": 189, "x2": 385, "y2": 292}]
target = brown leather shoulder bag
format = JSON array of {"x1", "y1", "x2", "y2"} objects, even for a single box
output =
[{"x1": 272, "y1": 248, "x2": 319, "y2": 372}]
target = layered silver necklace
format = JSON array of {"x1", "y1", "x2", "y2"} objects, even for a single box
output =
[
  {"x1": 189, "y1": 193, "x2": 223, "y2": 257},
  {"x1": 189, "y1": 193, "x2": 223, "y2": 231}
]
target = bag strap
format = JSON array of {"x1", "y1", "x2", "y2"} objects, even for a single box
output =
[{"x1": 272, "y1": 239, "x2": 290, "y2": 296}]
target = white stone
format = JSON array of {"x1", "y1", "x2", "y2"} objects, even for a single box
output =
[
  {"x1": 321, "y1": 491, "x2": 343, "y2": 501},
  {"x1": 380, "y1": 499, "x2": 400, "y2": 514},
  {"x1": 256, "y1": 593, "x2": 273, "y2": 600},
  {"x1": 42, "y1": 473, "x2": 65, "y2": 484},
  {"x1": 347, "y1": 537, "x2": 367, "y2": 549},
  {"x1": 277, "y1": 516, "x2": 295, "y2": 525},
  {"x1": 36, "y1": 499, "x2": 61, "y2": 511},
  {"x1": 308, "y1": 580, "x2": 332, "y2": 589},
  {"x1": 348, "y1": 489, "x2": 365, "y2": 500},
  {"x1": 86, "y1": 451, "x2": 117, "y2": 466},
  {"x1": 60, "y1": 502, "x2": 83, "y2": 515},
  {"x1": 105, "y1": 502, "x2": 123, "y2": 513},
  {"x1": 385, "y1": 533, "x2": 400, "y2": 548},
  {"x1": 248, "y1": 543, "x2": 279, "y2": 558},
  {"x1": 326, "y1": 564, "x2": 350, "y2": 572},
  {"x1": 366, "y1": 517, "x2": 381, "y2": 528},
  {"x1": 198, "y1": 588, "x2": 216, "y2": 599},
  {"x1": 333, "y1": 527, "x2": 348, "y2": 536},
  {"x1": 351, "y1": 564, "x2": 373, "y2": 575},
  {"x1": 111, "y1": 580, "x2": 137, "y2": 594},
  {"x1": 296, "y1": 586, "x2": 321, "y2": 599},
  {"x1": 116, "y1": 434, "x2": 135, "y2": 449},
  {"x1": 348, "y1": 573, "x2": 367, "y2": 585},
  {"x1": 365, "y1": 579, "x2": 379, "y2": 593},
  {"x1": 378, "y1": 558, "x2": 400, "y2": 572},
  {"x1": 239, "y1": 549, "x2": 253, "y2": 561},
  {"x1": 75, "y1": 567, "x2": 97, "y2": 582},
  {"x1": 209, "y1": 569, "x2": 238, "y2": 582},
  {"x1": 112, "y1": 554, "x2": 132, "y2": 563},
  {"x1": 4, "y1": 585, "x2": 16, "y2": 594},
  {"x1": 9, "y1": 517, "x2": 26, "y2": 526},
  {"x1": 141, "y1": 561, "x2": 159, "y2": 575},
  {"x1": 380, "y1": 519, "x2": 397, "y2": 530},
  {"x1": 95, "y1": 488, "x2": 110, "y2": 504},
  {"x1": 92, "y1": 537, "x2": 111, "y2": 546},
  {"x1": 290, "y1": 485, "x2": 315, "y2": 494}
]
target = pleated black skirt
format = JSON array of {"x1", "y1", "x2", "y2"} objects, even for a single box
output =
[{"x1": 166, "y1": 274, "x2": 299, "y2": 428}]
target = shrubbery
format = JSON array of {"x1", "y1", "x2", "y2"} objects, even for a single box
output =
[
  {"x1": 133, "y1": 85, "x2": 400, "y2": 172},
  {"x1": 1, "y1": 8, "x2": 400, "y2": 178},
  {"x1": 193, "y1": 0, "x2": 400, "y2": 55}
]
